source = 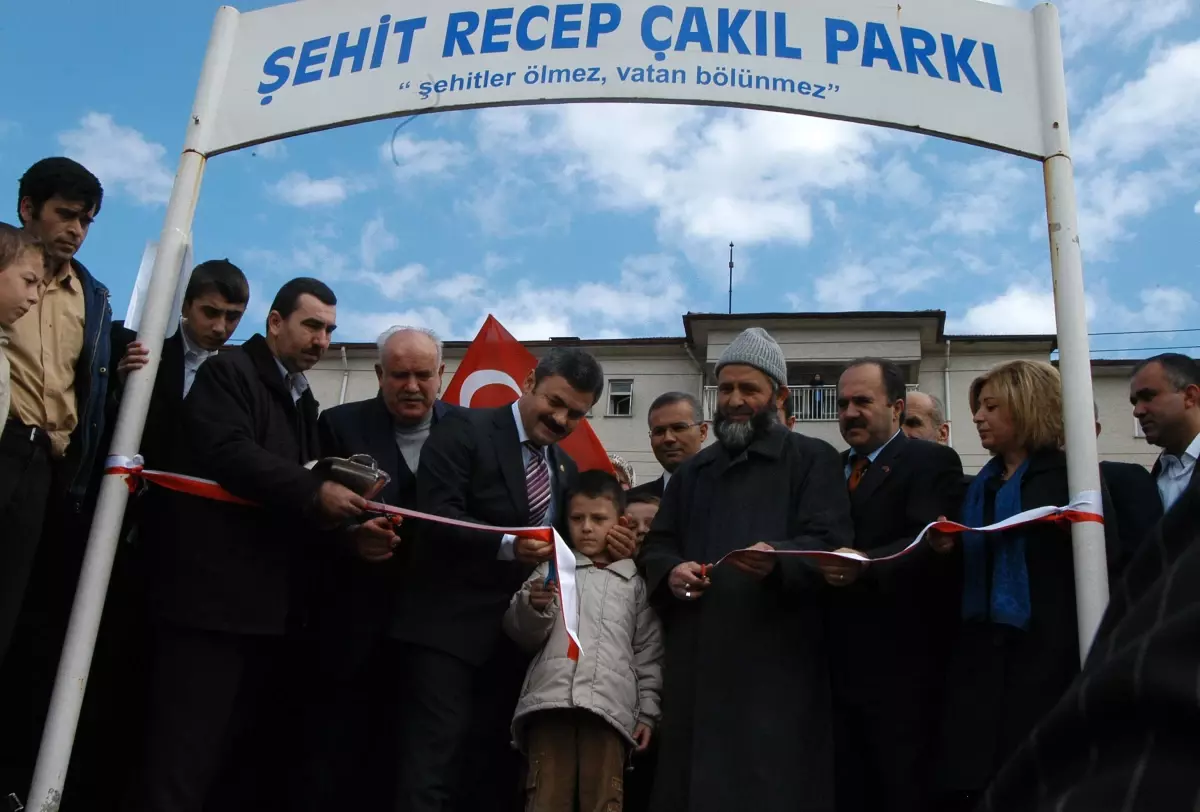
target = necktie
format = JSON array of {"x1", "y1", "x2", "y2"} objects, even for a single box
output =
[
  {"x1": 525, "y1": 442, "x2": 552, "y2": 525},
  {"x1": 848, "y1": 456, "x2": 870, "y2": 493}
]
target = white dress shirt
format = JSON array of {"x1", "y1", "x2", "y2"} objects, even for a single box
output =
[
  {"x1": 1156, "y1": 430, "x2": 1200, "y2": 512},
  {"x1": 498, "y1": 400, "x2": 558, "y2": 560},
  {"x1": 180, "y1": 328, "x2": 216, "y2": 399},
  {"x1": 273, "y1": 357, "x2": 310, "y2": 404}
]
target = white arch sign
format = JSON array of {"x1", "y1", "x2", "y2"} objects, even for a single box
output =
[{"x1": 34, "y1": 1, "x2": 1107, "y2": 805}]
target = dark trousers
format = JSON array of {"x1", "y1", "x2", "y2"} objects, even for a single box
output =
[
  {"x1": 0, "y1": 428, "x2": 53, "y2": 666},
  {"x1": 832, "y1": 687, "x2": 938, "y2": 812},
  {"x1": 0, "y1": 429, "x2": 55, "y2": 799},
  {"x1": 298, "y1": 637, "x2": 400, "y2": 811},
  {"x1": 128, "y1": 625, "x2": 286, "y2": 812},
  {"x1": 524, "y1": 709, "x2": 626, "y2": 812},
  {"x1": 394, "y1": 641, "x2": 526, "y2": 812}
]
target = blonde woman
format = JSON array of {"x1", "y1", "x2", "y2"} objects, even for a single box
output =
[{"x1": 930, "y1": 360, "x2": 1114, "y2": 811}]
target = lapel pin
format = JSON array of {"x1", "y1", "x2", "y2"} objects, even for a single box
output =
[
  {"x1": 881, "y1": 465, "x2": 891, "y2": 475},
  {"x1": 559, "y1": 464, "x2": 565, "y2": 473}
]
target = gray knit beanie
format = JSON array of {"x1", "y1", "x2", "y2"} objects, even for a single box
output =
[{"x1": 716, "y1": 327, "x2": 787, "y2": 387}]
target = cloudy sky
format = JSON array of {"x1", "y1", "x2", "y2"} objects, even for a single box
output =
[{"x1": 1, "y1": 0, "x2": 1197, "y2": 354}]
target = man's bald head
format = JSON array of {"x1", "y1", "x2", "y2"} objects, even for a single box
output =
[
  {"x1": 375, "y1": 326, "x2": 445, "y2": 424},
  {"x1": 903, "y1": 391, "x2": 950, "y2": 444}
]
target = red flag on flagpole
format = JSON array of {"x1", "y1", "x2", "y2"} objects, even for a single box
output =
[{"x1": 443, "y1": 315, "x2": 615, "y2": 474}]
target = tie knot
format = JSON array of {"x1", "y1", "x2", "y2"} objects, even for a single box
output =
[{"x1": 852, "y1": 456, "x2": 870, "y2": 472}]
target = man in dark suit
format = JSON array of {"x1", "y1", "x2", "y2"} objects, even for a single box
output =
[
  {"x1": 131, "y1": 278, "x2": 367, "y2": 812},
  {"x1": 981, "y1": 474, "x2": 1200, "y2": 811},
  {"x1": 64, "y1": 260, "x2": 249, "y2": 810},
  {"x1": 394, "y1": 347, "x2": 634, "y2": 812},
  {"x1": 629, "y1": 391, "x2": 707, "y2": 500},
  {"x1": 826, "y1": 358, "x2": 966, "y2": 812},
  {"x1": 1130, "y1": 353, "x2": 1200, "y2": 513},
  {"x1": 302, "y1": 326, "x2": 460, "y2": 810},
  {"x1": 1093, "y1": 404, "x2": 1162, "y2": 577}
]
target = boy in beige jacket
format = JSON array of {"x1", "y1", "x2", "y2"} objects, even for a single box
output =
[
  {"x1": 0, "y1": 223, "x2": 46, "y2": 443},
  {"x1": 505, "y1": 470, "x2": 665, "y2": 812}
]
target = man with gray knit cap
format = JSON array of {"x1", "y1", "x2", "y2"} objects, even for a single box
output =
[{"x1": 639, "y1": 326, "x2": 854, "y2": 812}]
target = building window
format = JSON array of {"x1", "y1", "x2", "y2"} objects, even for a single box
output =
[{"x1": 607, "y1": 379, "x2": 633, "y2": 417}]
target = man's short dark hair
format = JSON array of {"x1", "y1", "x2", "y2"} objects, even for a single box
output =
[
  {"x1": 1132, "y1": 353, "x2": 1199, "y2": 392},
  {"x1": 567, "y1": 470, "x2": 627, "y2": 515},
  {"x1": 846, "y1": 357, "x2": 908, "y2": 406},
  {"x1": 534, "y1": 347, "x2": 605, "y2": 402},
  {"x1": 185, "y1": 259, "x2": 250, "y2": 306},
  {"x1": 626, "y1": 492, "x2": 660, "y2": 508},
  {"x1": 647, "y1": 391, "x2": 701, "y2": 424},
  {"x1": 18, "y1": 157, "x2": 103, "y2": 224},
  {"x1": 269, "y1": 277, "x2": 336, "y2": 321}
]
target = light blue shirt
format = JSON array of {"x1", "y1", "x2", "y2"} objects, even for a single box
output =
[
  {"x1": 498, "y1": 399, "x2": 559, "y2": 560},
  {"x1": 273, "y1": 357, "x2": 310, "y2": 404},
  {"x1": 1156, "y1": 430, "x2": 1200, "y2": 512},
  {"x1": 844, "y1": 429, "x2": 902, "y2": 480},
  {"x1": 180, "y1": 328, "x2": 215, "y2": 399}
]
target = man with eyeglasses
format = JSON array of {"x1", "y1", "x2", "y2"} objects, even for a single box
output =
[{"x1": 629, "y1": 392, "x2": 708, "y2": 500}]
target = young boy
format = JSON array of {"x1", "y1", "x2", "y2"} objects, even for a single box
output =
[
  {"x1": 504, "y1": 471, "x2": 664, "y2": 812},
  {"x1": 0, "y1": 222, "x2": 46, "y2": 445},
  {"x1": 625, "y1": 493, "x2": 660, "y2": 546}
]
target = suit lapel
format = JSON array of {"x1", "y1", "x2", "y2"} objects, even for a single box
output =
[
  {"x1": 156, "y1": 332, "x2": 185, "y2": 406},
  {"x1": 493, "y1": 406, "x2": 530, "y2": 520},
  {"x1": 366, "y1": 395, "x2": 405, "y2": 504},
  {"x1": 851, "y1": 432, "x2": 907, "y2": 507}
]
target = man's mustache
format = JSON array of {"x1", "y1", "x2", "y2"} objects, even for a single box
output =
[{"x1": 540, "y1": 415, "x2": 568, "y2": 436}]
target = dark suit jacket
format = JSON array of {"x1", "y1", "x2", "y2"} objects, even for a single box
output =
[
  {"x1": 981, "y1": 476, "x2": 1200, "y2": 811},
  {"x1": 149, "y1": 334, "x2": 324, "y2": 635},
  {"x1": 828, "y1": 433, "x2": 965, "y2": 693},
  {"x1": 395, "y1": 404, "x2": 578, "y2": 666},
  {"x1": 1099, "y1": 460, "x2": 1162, "y2": 577},
  {"x1": 309, "y1": 395, "x2": 460, "y2": 675},
  {"x1": 629, "y1": 474, "x2": 666, "y2": 500}
]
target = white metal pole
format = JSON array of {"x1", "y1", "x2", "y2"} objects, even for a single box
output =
[
  {"x1": 1033, "y1": 2, "x2": 1109, "y2": 665},
  {"x1": 26, "y1": 8, "x2": 240, "y2": 810}
]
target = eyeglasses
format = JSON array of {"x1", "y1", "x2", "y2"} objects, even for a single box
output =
[{"x1": 649, "y1": 422, "x2": 703, "y2": 439}]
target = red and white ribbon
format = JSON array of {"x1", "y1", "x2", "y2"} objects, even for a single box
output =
[
  {"x1": 709, "y1": 491, "x2": 1104, "y2": 569},
  {"x1": 104, "y1": 455, "x2": 584, "y2": 656}
]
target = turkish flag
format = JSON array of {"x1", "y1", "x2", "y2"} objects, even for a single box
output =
[{"x1": 443, "y1": 315, "x2": 615, "y2": 474}]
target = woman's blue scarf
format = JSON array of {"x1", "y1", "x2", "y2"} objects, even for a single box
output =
[{"x1": 961, "y1": 456, "x2": 1032, "y2": 630}]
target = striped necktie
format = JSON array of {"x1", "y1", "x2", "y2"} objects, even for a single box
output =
[
  {"x1": 525, "y1": 442, "x2": 552, "y2": 525},
  {"x1": 848, "y1": 456, "x2": 870, "y2": 493}
]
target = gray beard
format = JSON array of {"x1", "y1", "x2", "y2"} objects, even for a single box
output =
[{"x1": 714, "y1": 405, "x2": 779, "y2": 454}]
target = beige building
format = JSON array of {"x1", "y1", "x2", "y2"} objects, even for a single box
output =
[{"x1": 309, "y1": 310, "x2": 1157, "y2": 479}]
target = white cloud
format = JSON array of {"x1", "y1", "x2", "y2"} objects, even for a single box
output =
[
  {"x1": 1193, "y1": 199, "x2": 1200, "y2": 214},
  {"x1": 269, "y1": 171, "x2": 356, "y2": 207},
  {"x1": 380, "y1": 134, "x2": 470, "y2": 180},
  {"x1": 1059, "y1": 0, "x2": 1194, "y2": 56},
  {"x1": 471, "y1": 104, "x2": 882, "y2": 274},
  {"x1": 1075, "y1": 169, "x2": 1174, "y2": 258},
  {"x1": 482, "y1": 251, "x2": 512, "y2": 274},
  {"x1": 431, "y1": 274, "x2": 487, "y2": 299},
  {"x1": 360, "y1": 216, "x2": 398, "y2": 268},
  {"x1": 810, "y1": 254, "x2": 941, "y2": 311},
  {"x1": 1075, "y1": 39, "x2": 1200, "y2": 166},
  {"x1": 1102, "y1": 286, "x2": 1197, "y2": 331},
  {"x1": 337, "y1": 306, "x2": 455, "y2": 341},
  {"x1": 57, "y1": 112, "x2": 173, "y2": 205},
  {"x1": 947, "y1": 283, "x2": 1096, "y2": 334}
]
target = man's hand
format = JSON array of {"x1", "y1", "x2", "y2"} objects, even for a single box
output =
[
  {"x1": 515, "y1": 536, "x2": 554, "y2": 565},
  {"x1": 928, "y1": 517, "x2": 956, "y2": 554},
  {"x1": 352, "y1": 516, "x2": 400, "y2": 563},
  {"x1": 605, "y1": 517, "x2": 638, "y2": 561},
  {"x1": 726, "y1": 542, "x2": 777, "y2": 580},
  {"x1": 117, "y1": 340, "x2": 151, "y2": 382},
  {"x1": 529, "y1": 579, "x2": 556, "y2": 611},
  {"x1": 815, "y1": 549, "x2": 869, "y2": 587},
  {"x1": 633, "y1": 722, "x2": 652, "y2": 752},
  {"x1": 668, "y1": 562, "x2": 711, "y2": 601},
  {"x1": 315, "y1": 481, "x2": 366, "y2": 522}
]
